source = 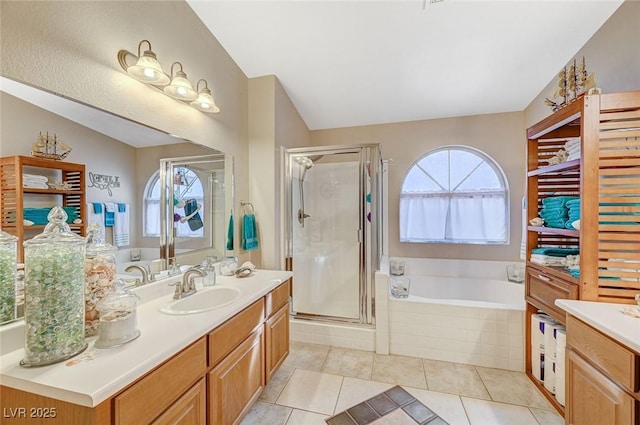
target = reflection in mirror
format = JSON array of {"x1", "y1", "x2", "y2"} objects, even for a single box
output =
[
  {"x1": 0, "y1": 77, "x2": 234, "y2": 326},
  {"x1": 158, "y1": 155, "x2": 230, "y2": 269}
]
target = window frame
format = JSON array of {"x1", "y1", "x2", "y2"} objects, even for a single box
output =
[
  {"x1": 399, "y1": 145, "x2": 510, "y2": 245},
  {"x1": 143, "y1": 168, "x2": 205, "y2": 239}
]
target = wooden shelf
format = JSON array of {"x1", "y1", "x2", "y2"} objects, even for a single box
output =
[
  {"x1": 527, "y1": 159, "x2": 580, "y2": 177},
  {"x1": 0, "y1": 155, "x2": 86, "y2": 262},
  {"x1": 527, "y1": 226, "x2": 579, "y2": 237},
  {"x1": 22, "y1": 188, "x2": 84, "y2": 195}
]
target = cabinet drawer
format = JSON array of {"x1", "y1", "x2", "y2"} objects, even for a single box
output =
[
  {"x1": 209, "y1": 298, "x2": 264, "y2": 366},
  {"x1": 266, "y1": 279, "x2": 290, "y2": 318},
  {"x1": 526, "y1": 268, "x2": 578, "y2": 323},
  {"x1": 567, "y1": 315, "x2": 639, "y2": 394},
  {"x1": 114, "y1": 338, "x2": 207, "y2": 425},
  {"x1": 151, "y1": 378, "x2": 206, "y2": 425}
]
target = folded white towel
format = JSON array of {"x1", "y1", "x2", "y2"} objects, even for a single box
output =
[
  {"x1": 564, "y1": 138, "x2": 581, "y2": 148},
  {"x1": 23, "y1": 173, "x2": 48, "y2": 183}
]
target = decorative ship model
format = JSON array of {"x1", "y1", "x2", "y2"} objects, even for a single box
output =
[
  {"x1": 31, "y1": 132, "x2": 72, "y2": 160},
  {"x1": 545, "y1": 56, "x2": 597, "y2": 112}
]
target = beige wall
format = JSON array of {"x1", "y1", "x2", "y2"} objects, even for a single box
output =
[
  {"x1": 311, "y1": 112, "x2": 526, "y2": 261},
  {"x1": 248, "y1": 76, "x2": 311, "y2": 269},
  {"x1": 1, "y1": 0, "x2": 249, "y2": 258},
  {"x1": 525, "y1": 0, "x2": 640, "y2": 126},
  {"x1": 1, "y1": 91, "x2": 139, "y2": 245}
]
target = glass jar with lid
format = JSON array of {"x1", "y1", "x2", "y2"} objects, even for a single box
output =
[
  {"x1": 84, "y1": 222, "x2": 117, "y2": 337},
  {"x1": 201, "y1": 255, "x2": 217, "y2": 286},
  {"x1": 0, "y1": 229, "x2": 18, "y2": 323},
  {"x1": 94, "y1": 282, "x2": 141, "y2": 348},
  {"x1": 21, "y1": 206, "x2": 87, "y2": 367}
]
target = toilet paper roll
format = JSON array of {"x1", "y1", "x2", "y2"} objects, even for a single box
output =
[
  {"x1": 531, "y1": 350, "x2": 544, "y2": 381},
  {"x1": 531, "y1": 313, "x2": 549, "y2": 352},
  {"x1": 554, "y1": 328, "x2": 567, "y2": 406},
  {"x1": 555, "y1": 328, "x2": 567, "y2": 368},
  {"x1": 543, "y1": 321, "x2": 561, "y2": 394}
]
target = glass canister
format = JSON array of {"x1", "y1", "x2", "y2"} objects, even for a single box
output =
[
  {"x1": 94, "y1": 285, "x2": 141, "y2": 349},
  {"x1": 21, "y1": 206, "x2": 87, "y2": 367},
  {"x1": 201, "y1": 255, "x2": 217, "y2": 286},
  {"x1": 84, "y1": 223, "x2": 117, "y2": 337},
  {"x1": 220, "y1": 256, "x2": 238, "y2": 276},
  {"x1": 0, "y1": 229, "x2": 18, "y2": 323}
]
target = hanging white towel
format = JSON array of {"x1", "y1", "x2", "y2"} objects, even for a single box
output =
[
  {"x1": 114, "y1": 203, "x2": 130, "y2": 247},
  {"x1": 86, "y1": 202, "x2": 106, "y2": 238}
]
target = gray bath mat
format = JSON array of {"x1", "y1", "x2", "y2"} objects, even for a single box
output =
[{"x1": 325, "y1": 385, "x2": 449, "y2": 425}]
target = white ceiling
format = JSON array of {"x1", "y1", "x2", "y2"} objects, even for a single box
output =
[{"x1": 187, "y1": 0, "x2": 624, "y2": 130}]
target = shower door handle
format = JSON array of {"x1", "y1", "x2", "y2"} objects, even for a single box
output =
[{"x1": 298, "y1": 209, "x2": 310, "y2": 226}]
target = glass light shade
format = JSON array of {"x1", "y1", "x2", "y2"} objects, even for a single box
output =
[
  {"x1": 127, "y1": 53, "x2": 169, "y2": 86},
  {"x1": 164, "y1": 70, "x2": 198, "y2": 101},
  {"x1": 190, "y1": 88, "x2": 220, "y2": 113}
]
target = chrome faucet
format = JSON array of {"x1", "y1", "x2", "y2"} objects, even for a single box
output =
[
  {"x1": 125, "y1": 264, "x2": 152, "y2": 284},
  {"x1": 170, "y1": 268, "x2": 205, "y2": 300}
]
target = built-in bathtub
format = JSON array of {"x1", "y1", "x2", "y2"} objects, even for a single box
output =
[{"x1": 378, "y1": 257, "x2": 526, "y2": 372}]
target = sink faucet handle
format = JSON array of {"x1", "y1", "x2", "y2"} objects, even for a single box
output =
[{"x1": 169, "y1": 281, "x2": 183, "y2": 299}]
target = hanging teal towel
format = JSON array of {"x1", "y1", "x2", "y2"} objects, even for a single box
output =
[
  {"x1": 242, "y1": 213, "x2": 259, "y2": 251},
  {"x1": 226, "y1": 214, "x2": 234, "y2": 250}
]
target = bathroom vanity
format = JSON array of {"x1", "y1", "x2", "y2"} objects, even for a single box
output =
[
  {"x1": 0, "y1": 270, "x2": 291, "y2": 425},
  {"x1": 556, "y1": 300, "x2": 639, "y2": 425}
]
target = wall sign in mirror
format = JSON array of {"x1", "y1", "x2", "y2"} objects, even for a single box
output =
[{"x1": 87, "y1": 171, "x2": 121, "y2": 196}]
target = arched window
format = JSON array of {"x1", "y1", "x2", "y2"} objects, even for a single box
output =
[
  {"x1": 143, "y1": 167, "x2": 205, "y2": 238},
  {"x1": 400, "y1": 146, "x2": 509, "y2": 244}
]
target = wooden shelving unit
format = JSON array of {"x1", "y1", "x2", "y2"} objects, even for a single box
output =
[
  {"x1": 525, "y1": 91, "x2": 640, "y2": 416},
  {"x1": 0, "y1": 155, "x2": 86, "y2": 262}
]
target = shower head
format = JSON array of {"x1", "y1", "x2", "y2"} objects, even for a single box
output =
[{"x1": 295, "y1": 156, "x2": 314, "y2": 169}]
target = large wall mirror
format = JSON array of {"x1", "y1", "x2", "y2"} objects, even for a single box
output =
[{"x1": 0, "y1": 76, "x2": 235, "y2": 326}]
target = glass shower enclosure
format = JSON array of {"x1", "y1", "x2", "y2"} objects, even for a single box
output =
[{"x1": 283, "y1": 144, "x2": 382, "y2": 325}]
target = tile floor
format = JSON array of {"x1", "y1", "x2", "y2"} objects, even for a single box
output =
[{"x1": 240, "y1": 342, "x2": 564, "y2": 425}]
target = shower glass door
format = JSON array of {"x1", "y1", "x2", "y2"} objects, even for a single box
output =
[{"x1": 285, "y1": 144, "x2": 381, "y2": 324}]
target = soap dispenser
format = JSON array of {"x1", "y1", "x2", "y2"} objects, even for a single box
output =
[
  {"x1": 0, "y1": 229, "x2": 18, "y2": 323},
  {"x1": 21, "y1": 206, "x2": 87, "y2": 367},
  {"x1": 84, "y1": 222, "x2": 117, "y2": 337}
]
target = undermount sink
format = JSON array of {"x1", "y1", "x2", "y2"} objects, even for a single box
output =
[{"x1": 159, "y1": 286, "x2": 242, "y2": 315}]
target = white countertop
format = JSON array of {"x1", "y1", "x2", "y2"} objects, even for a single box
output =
[
  {"x1": 0, "y1": 269, "x2": 292, "y2": 407},
  {"x1": 555, "y1": 299, "x2": 640, "y2": 353}
]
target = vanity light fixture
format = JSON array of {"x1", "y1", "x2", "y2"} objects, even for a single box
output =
[
  {"x1": 118, "y1": 40, "x2": 220, "y2": 113},
  {"x1": 190, "y1": 79, "x2": 220, "y2": 113},
  {"x1": 164, "y1": 62, "x2": 198, "y2": 102},
  {"x1": 117, "y1": 40, "x2": 169, "y2": 86}
]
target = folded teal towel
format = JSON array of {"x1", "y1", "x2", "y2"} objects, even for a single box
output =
[
  {"x1": 242, "y1": 213, "x2": 259, "y2": 251},
  {"x1": 226, "y1": 214, "x2": 234, "y2": 250},
  {"x1": 565, "y1": 199, "x2": 581, "y2": 208},
  {"x1": 531, "y1": 247, "x2": 580, "y2": 256},
  {"x1": 542, "y1": 196, "x2": 579, "y2": 207},
  {"x1": 93, "y1": 202, "x2": 103, "y2": 214},
  {"x1": 540, "y1": 208, "x2": 569, "y2": 219}
]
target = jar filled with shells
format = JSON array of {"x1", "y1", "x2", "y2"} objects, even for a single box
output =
[
  {"x1": 21, "y1": 207, "x2": 87, "y2": 367},
  {"x1": 84, "y1": 222, "x2": 117, "y2": 337}
]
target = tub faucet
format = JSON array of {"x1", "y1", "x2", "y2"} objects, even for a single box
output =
[
  {"x1": 125, "y1": 264, "x2": 151, "y2": 284},
  {"x1": 171, "y1": 268, "x2": 205, "y2": 299}
]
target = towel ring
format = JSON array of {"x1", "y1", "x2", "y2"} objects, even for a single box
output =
[{"x1": 240, "y1": 201, "x2": 254, "y2": 214}]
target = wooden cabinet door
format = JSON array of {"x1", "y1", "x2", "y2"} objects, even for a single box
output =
[
  {"x1": 152, "y1": 379, "x2": 206, "y2": 425},
  {"x1": 265, "y1": 303, "x2": 289, "y2": 384},
  {"x1": 566, "y1": 349, "x2": 637, "y2": 425},
  {"x1": 208, "y1": 328, "x2": 264, "y2": 425}
]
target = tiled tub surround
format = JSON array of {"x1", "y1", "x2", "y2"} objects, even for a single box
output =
[{"x1": 381, "y1": 258, "x2": 526, "y2": 371}]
